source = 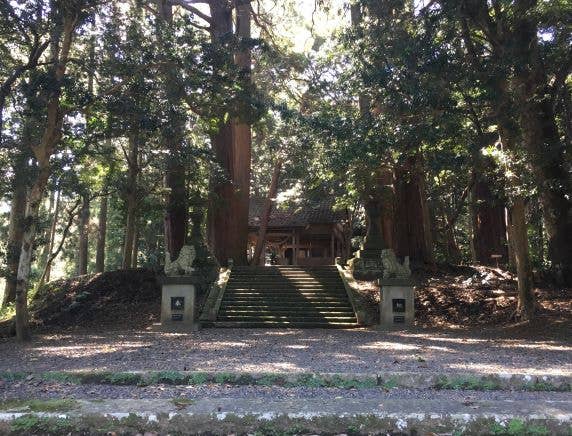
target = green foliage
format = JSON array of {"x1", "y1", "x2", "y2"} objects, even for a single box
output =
[
  {"x1": 11, "y1": 415, "x2": 75, "y2": 434},
  {"x1": 101, "y1": 372, "x2": 143, "y2": 386},
  {"x1": 0, "y1": 371, "x2": 26, "y2": 382},
  {"x1": 187, "y1": 372, "x2": 209, "y2": 385},
  {"x1": 490, "y1": 419, "x2": 549, "y2": 435},
  {"x1": 41, "y1": 371, "x2": 81, "y2": 384},
  {"x1": 214, "y1": 372, "x2": 235, "y2": 384},
  {"x1": 435, "y1": 376, "x2": 502, "y2": 391},
  {"x1": 0, "y1": 399, "x2": 78, "y2": 413}
]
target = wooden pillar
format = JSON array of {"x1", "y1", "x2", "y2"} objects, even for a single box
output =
[
  {"x1": 293, "y1": 230, "x2": 298, "y2": 265},
  {"x1": 330, "y1": 232, "x2": 335, "y2": 259}
]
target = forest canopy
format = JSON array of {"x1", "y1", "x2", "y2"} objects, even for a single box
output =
[{"x1": 0, "y1": 0, "x2": 570, "y2": 341}]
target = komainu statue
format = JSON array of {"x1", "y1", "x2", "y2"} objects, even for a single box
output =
[
  {"x1": 165, "y1": 245, "x2": 196, "y2": 276},
  {"x1": 381, "y1": 249, "x2": 411, "y2": 279}
]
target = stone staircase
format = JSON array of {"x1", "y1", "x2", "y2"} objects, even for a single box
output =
[{"x1": 214, "y1": 266, "x2": 358, "y2": 328}]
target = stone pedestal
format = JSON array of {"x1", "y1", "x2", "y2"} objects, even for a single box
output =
[
  {"x1": 349, "y1": 249, "x2": 384, "y2": 280},
  {"x1": 159, "y1": 276, "x2": 201, "y2": 331},
  {"x1": 378, "y1": 278, "x2": 414, "y2": 328}
]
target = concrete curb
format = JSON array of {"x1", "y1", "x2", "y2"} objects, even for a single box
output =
[
  {"x1": 0, "y1": 398, "x2": 570, "y2": 435},
  {"x1": 1, "y1": 370, "x2": 570, "y2": 392}
]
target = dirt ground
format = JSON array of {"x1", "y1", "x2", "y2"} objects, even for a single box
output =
[
  {"x1": 351, "y1": 264, "x2": 571, "y2": 340},
  {"x1": 0, "y1": 265, "x2": 570, "y2": 342}
]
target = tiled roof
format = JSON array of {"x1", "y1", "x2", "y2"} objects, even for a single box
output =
[{"x1": 249, "y1": 197, "x2": 345, "y2": 228}]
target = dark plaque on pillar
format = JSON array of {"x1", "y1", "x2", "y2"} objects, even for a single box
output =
[
  {"x1": 171, "y1": 296, "x2": 185, "y2": 311},
  {"x1": 392, "y1": 298, "x2": 406, "y2": 313}
]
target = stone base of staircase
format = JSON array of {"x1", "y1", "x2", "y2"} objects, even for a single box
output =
[
  {"x1": 213, "y1": 266, "x2": 358, "y2": 328},
  {"x1": 1, "y1": 398, "x2": 569, "y2": 435}
]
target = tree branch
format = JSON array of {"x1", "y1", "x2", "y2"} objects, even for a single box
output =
[{"x1": 170, "y1": 0, "x2": 213, "y2": 23}]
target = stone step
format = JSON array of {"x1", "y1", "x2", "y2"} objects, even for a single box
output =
[
  {"x1": 221, "y1": 297, "x2": 351, "y2": 303},
  {"x1": 225, "y1": 283, "x2": 347, "y2": 288},
  {"x1": 213, "y1": 321, "x2": 358, "y2": 328},
  {"x1": 215, "y1": 266, "x2": 354, "y2": 328},
  {"x1": 218, "y1": 309, "x2": 355, "y2": 316},
  {"x1": 220, "y1": 301, "x2": 352, "y2": 310},
  {"x1": 216, "y1": 316, "x2": 357, "y2": 324},
  {"x1": 224, "y1": 290, "x2": 347, "y2": 295},
  {"x1": 228, "y1": 279, "x2": 342, "y2": 283},
  {"x1": 0, "y1": 398, "x2": 568, "y2": 435}
]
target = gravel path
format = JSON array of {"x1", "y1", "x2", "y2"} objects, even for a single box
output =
[
  {"x1": 1, "y1": 380, "x2": 571, "y2": 402},
  {"x1": 0, "y1": 328, "x2": 570, "y2": 375}
]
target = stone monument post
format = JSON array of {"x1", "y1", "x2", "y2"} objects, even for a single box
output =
[
  {"x1": 378, "y1": 249, "x2": 415, "y2": 328},
  {"x1": 159, "y1": 245, "x2": 200, "y2": 331}
]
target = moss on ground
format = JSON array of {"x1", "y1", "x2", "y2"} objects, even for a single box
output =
[
  {"x1": 0, "y1": 399, "x2": 79, "y2": 413},
  {"x1": 435, "y1": 375, "x2": 503, "y2": 391},
  {"x1": 0, "y1": 370, "x2": 569, "y2": 392},
  {"x1": 1, "y1": 413, "x2": 567, "y2": 436}
]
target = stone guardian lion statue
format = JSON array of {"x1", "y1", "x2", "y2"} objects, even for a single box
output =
[
  {"x1": 165, "y1": 245, "x2": 196, "y2": 276},
  {"x1": 381, "y1": 249, "x2": 411, "y2": 279}
]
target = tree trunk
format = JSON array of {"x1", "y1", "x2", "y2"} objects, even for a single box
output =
[
  {"x1": 471, "y1": 178, "x2": 507, "y2": 266},
  {"x1": 378, "y1": 166, "x2": 395, "y2": 250},
  {"x1": 513, "y1": 11, "x2": 572, "y2": 284},
  {"x1": 156, "y1": 0, "x2": 188, "y2": 262},
  {"x1": 77, "y1": 194, "x2": 90, "y2": 275},
  {"x1": 207, "y1": 0, "x2": 252, "y2": 266},
  {"x1": 393, "y1": 155, "x2": 434, "y2": 264},
  {"x1": 2, "y1": 182, "x2": 27, "y2": 306},
  {"x1": 122, "y1": 132, "x2": 138, "y2": 269},
  {"x1": 16, "y1": 165, "x2": 51, "y2": 341},
  {"x1": 14, "y1": 9, "x2": 77, "y2": 341},
  {"x1": 131, "y1": 225, "x2": 139, "y2": 269},
  {"x1": 252, "y1": 158, "x2": 282, "y2": 265},
  {"x1": 509, "y1": 198, "x2": 535, "y2": 320},
  {"x1": 38, "y1": 198, "x2": 81, "y2": 290},
  {"x1": 43, "y1": 189, "x2": 61, "y2": 284},
  {"x1": 95, "y1": 194, "x2": 108, "y2": 273}
]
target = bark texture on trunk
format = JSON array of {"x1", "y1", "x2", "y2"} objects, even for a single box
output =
[
  {"x1": 15, "y1": 11, "x2": 77, "y2": 341},
  {"x1": 95, "y1": 194, "x2": 108, "y2": 273},
  {"x1": 471, "y1": 178, "x2": 507, "y2": 266},
  {"x1": 131, "y1": 226, "x2": 139, "y2": 269},
  {"x1": 513, "y1": 10, "x2": 572, "y2": 284},
  {"x1": 379, "y1": 166, "x2": 395, "y2": 250},
  {"x1": 77, "y1": 194, "x2": 90, "y2": 275},
  {"x1": 509, "y1": 198, "x2": 535, "y2": 320},
  {"x1": 393, "y1": 155, "x2": 434, "y2": 264},
  {"x1": 38, "y1": 198, "x2": 81, "y2": 290},
  {"x1": 207, "y1": 0, "x2": 252, "y2": 266},
  {"x1": 2, "y1": 182, "x2": 27, "y2": 306},
  {"x1": 42, "y1": 189, "x2": 60, "y2": 284},
  {"x1": 252, "y1": 159, "x2": 281, "y2": 265},
  {"x1": 157, "y1": 0, "x2": 189, "y2": 262},
  {"x1": 122, "y1": 133, "x2": 139, "y2": 269}
]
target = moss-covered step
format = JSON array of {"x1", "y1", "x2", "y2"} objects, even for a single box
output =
[{"x1": 0, "y1": 398, "x2": 570, "y2": 435}]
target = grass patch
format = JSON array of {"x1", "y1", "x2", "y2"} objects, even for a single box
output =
[
  {"x1": 490, "y1": 418, "x2": 550, "y2": 435},
  {"x1": 101, "y1": 372, "x2": 143, "y2": 386},
  {"x1": 523, "y1": 380, "x2": 571, "y2": 392},
  {"x1": 148, "y1": 370, "x2": 187, "y2": 385},
  {"x1": 41, "y1": 371, "x2": 81, "y2": 384},
  {"x1": 214, "y1": 372, "x2": 235, "y2": 384},
  {"x1": 293, "y1": 373, "x2": 326, "y2": 388},
  {"x1": 435, "y1": 375, "x2": 502, "y2": 391},
  {"x1": 0, "y1": 399, "x2": 79, "y2": 413},
  {"x1": 10, "y1": 415, "x2": 75, "y2": 434},
  {"x1": 378, "y1": 376, "x2": 399, "y2": 390},
  {"x1": 0, "y1": 372, "x2": 27, "y2": 382},
  {"x1": 188, "y1": 372, "x2": 209, "y2": 385},
  {"x1": 4, "y1": 370, "x2": 568, "y2": 393}
]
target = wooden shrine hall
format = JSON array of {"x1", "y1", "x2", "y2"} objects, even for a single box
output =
[{"x1": 248, "y1": 198, "x2": 348, "y2": 266}]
